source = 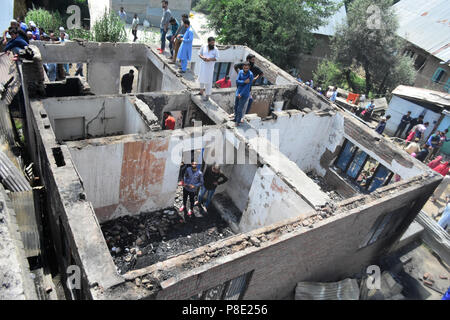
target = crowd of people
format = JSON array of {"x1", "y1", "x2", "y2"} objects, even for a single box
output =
[
  {"x1": 2, "y1": 17, "x2": 73, "y2": 81},
  {"x1": 2, "y1": 18, "x2": 69, "y2": 53}
]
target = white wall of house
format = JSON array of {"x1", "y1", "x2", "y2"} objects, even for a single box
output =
[
  {"x1": 385, "y1": 95, "x2": 441, "y2": 139},
  {"x1": 0, "y1": 0, "x2": 14, "y2": 34}
]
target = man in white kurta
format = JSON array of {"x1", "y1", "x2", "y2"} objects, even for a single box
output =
[{"x1": 198, "y1": 37, "x2": 219, "y2": 101}]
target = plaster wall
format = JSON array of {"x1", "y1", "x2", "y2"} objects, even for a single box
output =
[
  {"x1": 385, "y1": 95, "x2": 441, "y2": 138},
  {"x1": 42, "y1": 96, "x2": 149, "y2": 140},
  {"x1": 239, "y1": 165, "x2": 315, "y2": 233},
  {"x1": 247, "y1": 110, "x2": 344, "y2": 176}
]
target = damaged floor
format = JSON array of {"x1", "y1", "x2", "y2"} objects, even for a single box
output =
[
  {"x1": 381, "y1": 241, "x2": 450, "y2": 300},
  {"x1": 306, "y1": 172, "x2": 344, "y2": 202},
  {"x1": 101, "y1": 187, "x2": 234, "y2": 274}
]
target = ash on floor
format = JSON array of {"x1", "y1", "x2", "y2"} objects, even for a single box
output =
[
  {"x1": 101, "y1": 187, "x2": 234, "y2": 274},
  {"x1": 306, "y1": 172, "x2": 344, "y2": 202}
]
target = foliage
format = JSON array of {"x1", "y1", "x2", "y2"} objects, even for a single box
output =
[
  {"x1": 91, "y1": 10, "x2": 127, "y2": 43},
  {"x1": 67, "y1": 28, "x2": 93, "y2": 41},
  {"x1": 313, "y1": 60, "x2": 346, "y2": 89},
  {"x1": 195, "y1": 0, "x2": 340, "y2": 68},
  {"x1": 25, "y1": 8, "x2": 63, "y2": 33},
  {"x1": 330, "y1": 0, "x2": 416, "y2": 95},
  {"x1": 313, "y1": 60, "x2": 366, "y2": 92}
]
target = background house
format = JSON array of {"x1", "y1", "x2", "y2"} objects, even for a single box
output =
[
  {"x1": 0, "y1": 0, "x2": 14, "y2": 33},
  {"x1": 385, "y1": 85, "x2": 450, "y2": 154},
  {"x1": 111, "y1": 0, "x2": 192, "y2": 26},
  {"x1": 394, "y1": 0, "x2": 450, "y2": 93},
  {"x1": 289, "y1": 0, "x2": 347, "y2": 81}
]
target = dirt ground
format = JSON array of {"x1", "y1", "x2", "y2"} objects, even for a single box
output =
[{"x1": 382, "y1": 241, "x2": 450, "y2": 300}]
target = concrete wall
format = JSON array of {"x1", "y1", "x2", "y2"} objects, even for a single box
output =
[
  {"x1": 211, "y1": 86, "x2": 297, "y2": 116},
  {"x1": 220, "y1": 164, "x2": 258, "y2": 213},
  {"x1": 137, "y1": 91, "x2": 191, "y2": 123},
  {"x1": 67, "y1": 134, "x2": 181, "y2": 222},
  {"x1": 42, "y1": 96, "x2": 150, "y2": 140},
  {"x1": 111, "y1": 0, "x2": 192, "y2": 26},
  {"x1": 146, "y1": 49, "x2": 188, "y2": 92},
  {"x1": 33, "y1": 42, "x2": 184, "y2": 95},
  {"x1": 190, "y1": 46, "x2": 248, "y2": 87},
  {"x1": 385, "y1": 95, "x2": 441, "y2": 139},
  {"x1": 239, "y1": 165, "x2": 315, "y2": 233},
  {"x1": 405, "y1": 46, "x2": 450, "y2": 93},
  {"x1": 246, "y1": 110, "x2": 344, "y2": 176},
  {"x1": 88, "y1": 0, "x2": 112, "y2": 26},
  {"x1": 152, "y1": 175, "x2": 440, "y2": 300},
  {"x1": 26, "y1": 95, "x2": 124, "y2": 299}
]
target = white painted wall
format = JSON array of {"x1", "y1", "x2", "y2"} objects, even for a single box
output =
[
  {"x1": 88, "y1": 0, "x2": 112, "y2": 27},
  {"x1": 43, "y1": 96, "x2": 150, "y2": 140},
  {"x1": 190, "y1": 46, "x2": 248, "y2": 87},
  {"x1": 0, "y1": 0, "x2": 13, "y2": 34},
  {"x1": 222, "y1": 164, "x2": 258, "y2": 212},
  {"x1": 239, "y1": 165, "x2": 315, "y2": 233},
  {"x1": 124, "y1": 98, "x2": 151, "y2": 134},
  {"x1": 69, "y1": 143, "x2": 124, "y2": 210},
  {"x1": 247, "y1": 111, "x2": 344, "y2": 176},
  {"x1": 385, "y1": 95, "x2": 441, "y2": 139}
]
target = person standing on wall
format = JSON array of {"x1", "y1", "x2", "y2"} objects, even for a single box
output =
[
  {"x1": 177, "y1": 19, "x2": 193, "y2": 74},
  {"x1": 121, "y1": 70, "x2": 134, "y2": 94},
  {"x1": 234, "y1": 54, "x2": 264, "y2": 115},
  {"x1": 394, "y1": 111, "x2": 412, "y2": 138},
  {"x1": 198, "y1": 37, "x2": 219, "y2": 101},
  {"x1": 234, "y1": 62, "x2": 254, "y2": 126},
  {"x1": 179, "y1": 161, "x2": 204, "y2": 217},
  {"x1": 198, "y1": 164, "x2": 228, "y2": 213},
  {"x1": 131, "y1": 14, "x2": 139, "y2": 42},
  {"x1": 158, "y1": 1, "x2": 172, "y2": 54},
  {"x1": 170, "y1": 14, "x2": 189, "y2": 64},
  {"x1": 166, "y1": 17, "x2": 179, "y2": 58}
]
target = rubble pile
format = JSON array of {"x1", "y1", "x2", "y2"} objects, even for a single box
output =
[
  {"x1": 101, "y1": 188, "x2": 233, "y2": 274},
  {"x1": 307, "y1": 172, "x2": 344, "y2": 202}
]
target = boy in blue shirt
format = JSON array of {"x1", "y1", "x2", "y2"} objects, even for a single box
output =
[
  {"x1": 179, "y1": 161, "x2": 204, "y2": 217},
  {"x1": 234, "y1": 62, "x2": 254, "y2": 126},
  {"x1": 3, "y1": 28, "x2": 28, "y2": 54}
]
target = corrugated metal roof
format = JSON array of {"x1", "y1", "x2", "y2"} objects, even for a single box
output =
[
  {"x1": 0, "y1": 52, "x2": 20, "y2": 146},
  {"x1": 10, "y1": 191, "x2": 40, "y2": 258},
  {"x1": 392, "y1": 85, "x2": 450, "y2": 107},
  {"x1": 295, "y1": 278, "x2": 360, "y2": 300},
  {"x1": 0, "y1": 150, "x2": 31, "y2": 192},
  {"x1": 394, "y1": 0, "x2": 450, "y2": 62},
  {"x1": 314, "y1": 0, "x2": 347, "y2": 36}
]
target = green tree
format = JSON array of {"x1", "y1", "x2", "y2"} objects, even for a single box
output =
[
  {"x1": 25, "y1": 8, "x2": 63, "y2": 33},
  {"x1": 91, "y1": 10, "x2": 127, "y2": 43},
  {"x1": 331, "y1": 0, "x2": 415, "y2": 95},
  {"x1": 195, "y1": 0, "x2": 340, "y2": 68},
  {"x1": 313, "y1": 60, "x2": 367, "y2": 92}
]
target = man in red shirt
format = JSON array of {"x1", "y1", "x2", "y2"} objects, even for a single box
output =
[
  {"x1": 215, "y1": 75, "x2": 231, "y2": 88},
  {"x1": 163, "y1": 112, "x2": 176, "y2": 130}
]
